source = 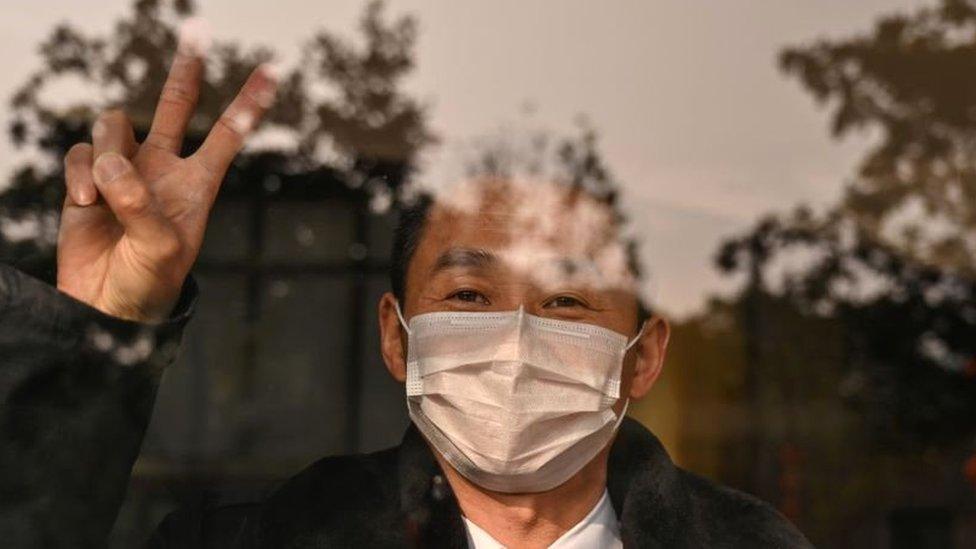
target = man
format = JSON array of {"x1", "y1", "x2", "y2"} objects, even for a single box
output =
[{"x1": 0, "y1": 38, "x2": 812, "y2": 548}]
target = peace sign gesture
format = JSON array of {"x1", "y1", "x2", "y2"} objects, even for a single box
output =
[{"x1": 56, "y1": 35, "x2": 277, "y2": 323}]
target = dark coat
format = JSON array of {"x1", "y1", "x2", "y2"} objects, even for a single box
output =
[{"x1": 0, "y1": 265, "x2": 812, "y2": 548}]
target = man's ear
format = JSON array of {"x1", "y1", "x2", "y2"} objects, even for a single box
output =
[
  {"x1": 378, "y1": 292, "x2": 407, "y2": 383},
  {"x1": 628, "y1": 315, "x2": 671, "y2": 400}
]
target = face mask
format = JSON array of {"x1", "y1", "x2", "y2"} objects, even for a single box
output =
[{"x1": 396, "y1": 303, "x2": 643, "y2": 493}]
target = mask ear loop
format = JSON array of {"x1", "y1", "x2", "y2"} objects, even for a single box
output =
[
  {"x1": 614, "y1": 398, "x2": 631, "y2": 425},
  {"x1": 394, "y1": 301, "x2": 412, "y2": 335},
  {"x1": 625, "y1": 320, "x2": 646, "y2": 351},
  {"x1": 613, "y1": 321, "x2": 646, "y2": 413}
]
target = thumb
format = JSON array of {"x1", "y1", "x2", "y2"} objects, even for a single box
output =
[{"x1": 92, "y1": 152, "x2": 176, "y2": 247}]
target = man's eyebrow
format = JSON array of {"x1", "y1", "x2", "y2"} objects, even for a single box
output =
[{"x1": 432, "y1": 247, "x2": 497, "y2": 273}]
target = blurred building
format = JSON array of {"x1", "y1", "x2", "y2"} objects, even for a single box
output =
[
  {"x1": 632, "y1": 294, "x2": 976, "y2": 548},
  {"x1": 109, "y1": 161, "x2": 410, "y2": 546}
]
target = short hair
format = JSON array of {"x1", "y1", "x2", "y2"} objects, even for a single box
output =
[
  {"x1": 388, "y1": 189, "x2": 652, "y2": 323},
  {"x1": 390, "y1": 192, "x2": 433, "y2": 304}
]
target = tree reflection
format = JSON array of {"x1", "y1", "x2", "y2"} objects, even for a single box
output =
[
  {"x1": 704, "y1": 0, "x2": 976, "y2": 544},
  {"x1": 0, "y1": 0, "x2": 434, "y2": 280},
  {"x1": 718, "y1": 0, "x2": 976, "y2": 446}
]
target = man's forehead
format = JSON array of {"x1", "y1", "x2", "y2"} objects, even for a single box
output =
[
  {"x1": 427, "y1": 179, "x2": 615, "y2": 243},
  {"x1": 415, "y1": 178, "x2": 636, "y2": 293}
]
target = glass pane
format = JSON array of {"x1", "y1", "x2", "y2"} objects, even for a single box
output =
[
  {"x1": 142, "y1": 273, "x2": 249, "y2": 460},
  {"x1": 366, "y1": 210, "x2": 396, "y2": 263},
  {"x1": 198, "y1": 203, "x2": 250, "y2": 262},
  {"x1": 356, "y1": 273, "x2": 409, "y2": 453},
  {"x1": 263, "y1": 202, "x2": 356, "y2": 263},
  {"x1": 250, "y1": 275, "x2": 351, "y2": 460}
]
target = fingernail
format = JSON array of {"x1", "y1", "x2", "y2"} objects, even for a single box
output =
[
  {"x1": 77, "y1": 184, "x2": 96, "y2": 206},
  {"x1": 94, "y1": 153, "x2": 128, "y2": 184},
  {"x1": 92, "y1": 119, "x2": 106, "y2": 140}
]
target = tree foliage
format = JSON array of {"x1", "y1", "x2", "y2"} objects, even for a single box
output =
[
  {"x1": 0, "y1": 0, "x2": 434, "y2": 274},
  {"x1": 717, "y1": 0, "x2": 976, "y2": 446}
]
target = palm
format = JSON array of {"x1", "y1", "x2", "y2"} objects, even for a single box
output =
[
  {"x1": 59, "y1": 148, "x2": 199, "y2": 312},
  {"x1": 57, "y1": 46, "x2": 276, "y2": 322}
]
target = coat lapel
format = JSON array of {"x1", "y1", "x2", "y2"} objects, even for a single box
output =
[
  {"x1": 397, "y1": 425, "x2": 468, "y2": 548},
  {"x1": 608, "y1": 418, "x2": 695, "y2": 548},
  {"x1": 397, "y1": 418, "x2": 692, "y2": 549}
]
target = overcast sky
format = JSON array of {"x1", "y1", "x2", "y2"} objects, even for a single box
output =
[{"x1": 0, "y1": 0, "x2": 931, "y2": 317}]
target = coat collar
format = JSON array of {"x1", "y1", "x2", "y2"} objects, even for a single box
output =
[
  {"x1": 396, "y1": 417, "x2": 689, "y2": 548},
  {"x1": 607, "y1": 417, "x2": 691, "y2": 547},
  {"x1": 397, "y1": 421, "x2": 468, "y2": 548}
]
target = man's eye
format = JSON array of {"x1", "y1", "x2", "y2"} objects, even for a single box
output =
[
  {"x1": 546, "y1": 295, "x2": 585, "y2": 308},
  {"x1": 450, "y1": 290, "x2": 489, "y2": 304}
]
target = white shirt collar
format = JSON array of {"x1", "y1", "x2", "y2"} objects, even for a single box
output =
[{"x1": 462, "y1": 489, "x2": 622, "y2": 549}]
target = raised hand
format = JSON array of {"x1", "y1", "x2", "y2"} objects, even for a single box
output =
[{"x1": 56, "y1": 37, "x2": 277, "y2": 323}]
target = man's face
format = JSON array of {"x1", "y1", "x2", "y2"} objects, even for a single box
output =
[{"x1": 379, "y1": 178, "x2": 668, "y2": 405}]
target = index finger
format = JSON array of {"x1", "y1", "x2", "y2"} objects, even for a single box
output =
[
  {"x1": 145, "y1": 21, "x2": 208, "y2": 154},
  {"x1": 192, "y1": 64, "x2": 278, "y2": 176}
]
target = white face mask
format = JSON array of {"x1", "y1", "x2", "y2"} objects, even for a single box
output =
[{"x1": 396, "y1": 303, "x2": 643, "y2": 493}]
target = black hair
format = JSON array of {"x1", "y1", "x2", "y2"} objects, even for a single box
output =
[{"x1": 390, "y1": 192, "x2": 434, "y2": 304}]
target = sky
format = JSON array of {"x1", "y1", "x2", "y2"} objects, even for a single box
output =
[{"x1": 0, "y1": 0, "x2": 932, "y2": 317}]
